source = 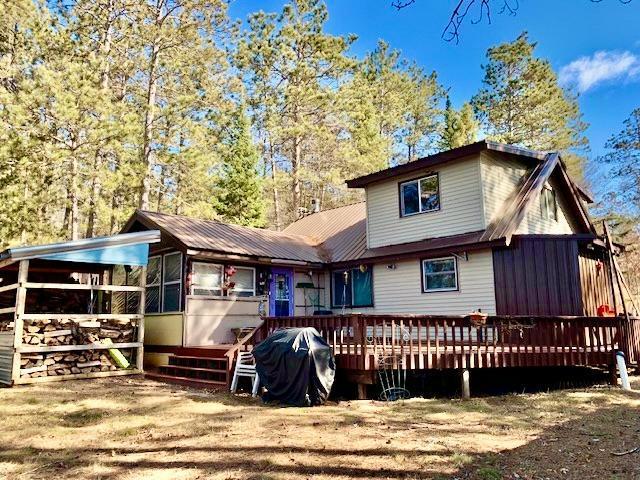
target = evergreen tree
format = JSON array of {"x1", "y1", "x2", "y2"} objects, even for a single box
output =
[
  {"x1": 215, "y1": 108, "x2": 266, "y2": 227},
  {"x1": 472, "y1": 32, "x2": 587, "y2": 175},
  {"x1": 438, "y1": 98, "x2": 478, "y2": 150}
]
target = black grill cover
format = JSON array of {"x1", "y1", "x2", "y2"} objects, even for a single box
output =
[{"x1": 253, "y1": 327, "x2": 335, "y2": 406}]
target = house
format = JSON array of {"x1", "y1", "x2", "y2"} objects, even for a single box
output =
[{"x1": 120, "y1": 140, "x2": 635, "y2": 389}]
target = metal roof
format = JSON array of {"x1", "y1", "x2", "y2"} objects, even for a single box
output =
[
  {"x1": 128, "y1": 210, "x2": 325, "y2": 264},
  {"x1": 282, "y1": 203, "x2": 368, "y2": 262},
  {"x1": 0, "y1": 230, "x2": 160, "y2": 265}
]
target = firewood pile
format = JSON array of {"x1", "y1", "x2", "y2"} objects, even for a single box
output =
[
  {"x1": 18, "y1": 318, "x2": 138, "y2": 379},
  {"x1": 21, "y1": 318, "x2": 137, "y2": 347},
  {"x1": 20, "y1": 350, "x2": 129, "y2": 379}
]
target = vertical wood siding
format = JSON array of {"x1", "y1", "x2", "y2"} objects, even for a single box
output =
[
  {"x1": 354, "y1": 250, "x2": 496, "y2": 315},
  {"x1": 579, "y1": 250, "x2": 615, "y2": 316},
  {"x1": 493, "y1": 237, "x2": 583, "y2": 315},
  {"x1": 365, "y1": 155, "x2": 485, "y2": 248}
]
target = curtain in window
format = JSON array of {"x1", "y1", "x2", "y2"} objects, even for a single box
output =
[
  {"x1": 332, "y1": 271, "x2": 352, "y2": 307},
  {"x1": 352, "y1": 268, "x2": 372, "y2": 306}
]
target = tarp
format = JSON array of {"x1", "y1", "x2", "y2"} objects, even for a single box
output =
[{"x1": 253, "y1": 327, "x2": 335, "y2": 407}]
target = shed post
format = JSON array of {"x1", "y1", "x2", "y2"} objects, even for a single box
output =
[
  {"x1": 137, "y1": 266, "x2": 147, "y2": 372},
  {"x1": 11, "y1": 260, "x2": 29, "y2": 384},
  {"x1": 460, "y1": 369, "x2": 471, "y2": 399}
]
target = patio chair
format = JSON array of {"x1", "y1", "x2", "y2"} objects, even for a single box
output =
[{"x1": 230, "y1": 351, "x2": 260, "y2": 397}]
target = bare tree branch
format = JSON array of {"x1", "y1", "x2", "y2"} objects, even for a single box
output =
[{"x1": 394, "y1": 0, "x2": 633, "y2": 43}]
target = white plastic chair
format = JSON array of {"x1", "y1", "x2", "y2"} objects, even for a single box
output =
[{"x1": 230, "y1": 351, "x2": 260, "y2": 397}]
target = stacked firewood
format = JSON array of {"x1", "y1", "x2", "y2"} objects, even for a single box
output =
[
  {"x1": 20, "y1": 350, "x2": 127, "y2": 379},
  {"x1": 18, "y1": 318, "x2": 137, "y2": 379},
  {"x1": 21, "y1": 319, "x2": 136, "y2": 347}
]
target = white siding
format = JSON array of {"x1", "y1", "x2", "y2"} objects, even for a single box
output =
[
  {"x1": 480, "y1": 152, "x2": 576, "y2": 235},
  {"x1": 349, "y1": 250, "x2": 496, "y2": 315},
  {"x1": 366, "y1": 155, "x2": 485, "y2": 248}
]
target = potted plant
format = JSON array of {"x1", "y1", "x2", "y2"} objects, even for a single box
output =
[{"x1": 467, "y1": 309, "x2": 488, "y2": 326}]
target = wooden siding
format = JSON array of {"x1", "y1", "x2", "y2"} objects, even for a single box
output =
[
  {"x1": 493, "y1": 237, "x2": 583, "y2": 316},
  {"x1": 358, "y1": 250, "x2": 496, "y2": 315},
  {"x1": 0, "y1": 331, "x2": 13, "y2": 385},
  {"x1": 480, "y1": 152, "x2": 576, "y2": 235},
  {"x1": 579, "y1": 249, "x2": 615, "y2": 316},
  {"x1": 365, "y1": 155, "x2": 485, "y2": 248}
]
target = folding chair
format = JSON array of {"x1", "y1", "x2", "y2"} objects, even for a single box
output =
[{"x1": 230, "y1": 351, "x2": 260, "y2": 397}]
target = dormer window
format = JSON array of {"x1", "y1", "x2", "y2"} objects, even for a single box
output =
[
  {"x1": 399, "y1": 174, "x2": 440, "y2": 217},
  {"x1": 541, "y1": 186, "x2": 558, "y2": 221}
]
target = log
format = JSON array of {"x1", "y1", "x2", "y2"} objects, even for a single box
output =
[
  {"x1": 44, "y1": 329, "x2": 72, "y2": 338},
  {"x1": 76, "y1": 361, "x2": 101, "y2": 369}
]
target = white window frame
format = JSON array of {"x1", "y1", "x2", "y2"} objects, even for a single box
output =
[
  {"x1": 161, "y1": 252, "x2": 182, "y2": 312},
  {"x1": 228, "y1": 266, "x2": 256, "y2": 297},
  {"x1": 145, "y1": 255, "x2": 162, "y2": 313},
  {"x1": 190, "y1": 262, "x2": 224, "y2": 296},
  {"x1": 540, "y1": 186, "x2": 558, "y2": 222},
  {"x1": 400, "y1": 173, "x2": 440, "y2": 217},
  {"x1": 422, "y1": 256, "x2": 458, "y2": 293}
]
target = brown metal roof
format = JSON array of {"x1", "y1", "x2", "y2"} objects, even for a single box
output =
[
  {"x1": 346, "y1": 140, "x2": 547, "y2": 188},
  {"x1": 283, "y1": 203, "x2": 367, "y2": 262},
  {"x1": 127, "y1": 210, "x2": 324, "y2": 263}
]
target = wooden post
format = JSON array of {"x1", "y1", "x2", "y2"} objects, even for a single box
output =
[
  {"x1": 11, "y1": 260, "x2": 29, "y2": 384},
  {"x1": 460, "y1": 368, "x2": 471, "y2": 399},
  {"x1": 608, "y1": 361, "x2": 618, "y2": 386},
  {"x1": 136, "y1": 266, "x2": 147, "y2": 372},
  {"x1": 356, "y1": 383, "x2": 367, "y2": 400}
]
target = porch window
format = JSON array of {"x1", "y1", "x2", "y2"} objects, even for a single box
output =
[
  {"x1": 191, "y1": 262, "x2": 223, "y2": 296},
  {"x1": 422, "y1": 257, "x2": 458, "y2": 292},
  {"x1": 332, "y1": 266, "x2": 373, "y2": 308},
  {"x1": 400, "y1": 174, "x2": 440, "y2": 217},
  {"x1": 162, "y1": 252, "x2": 182, "y2": 312},
  {"x1": 229, "y1": 266, "x2": 256, "y2": 297},
  {"x1": 540, "y1": 186, "x2": 558, "y2": 221},
  {"x1": 145, "y1": 256, "x2": 161, "y2": 313}
]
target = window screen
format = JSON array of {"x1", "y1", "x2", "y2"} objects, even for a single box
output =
[{"x1": 422, "y1": 257, "x2": 458, "y2": 292}]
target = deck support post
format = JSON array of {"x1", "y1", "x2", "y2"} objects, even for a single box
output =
[
  {"x1": 460, "y1": 369, "x2": 470, "y2": 399},
  {"x1": 608, "y1": 362, "x2": 618, "y2": 386},
  {"x1": 356, "y1": 383, "x2": 367, "y2": 400}
]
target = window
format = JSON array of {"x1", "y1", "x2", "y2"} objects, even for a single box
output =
[
  {"x1": 540, "y1": 186, "x2": 558, "y2": 221},
  {"x1": 332, "y1": 267, "x2": 373, "y2": 308},
  {"x1": 162, "y1": 252, "x2": 182, "y2": 312},
  {"x1": 145, "y1": 256, "x2": 161, "y2": 313},
  {"x1": 422, "y1": 257, "x2": 458, "y2": 292},
  {"x1": 400, "y1": 174, "x2": 440, "y2": 217},
  {"x1": 229, "y1": 267, "x2": 256, "y2": 297},
  {"x1": 191, "y1": 262, "x2": 223, "y2": 296}
]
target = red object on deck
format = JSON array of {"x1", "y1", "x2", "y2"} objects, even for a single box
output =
[{"x1": 597, "y1": 304, "x2": 616, "y2": 317}]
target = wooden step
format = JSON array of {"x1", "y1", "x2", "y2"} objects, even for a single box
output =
[
  {"x1": 145, "y1": 372, "x2": 227, "y2": 389},
  {"x1": 169, "y1": 355, "x2": 227, "y2": 369},
  {"x1": 159, "y1": 364, "x2": 227, "y2": 383},
  {"x1": 162, "y1": 365, "x2": 227, "y2": 374}
]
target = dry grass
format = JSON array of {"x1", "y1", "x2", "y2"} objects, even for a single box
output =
[{"x1": 0, "y1": 375, "x2": 639, "y2": 480}]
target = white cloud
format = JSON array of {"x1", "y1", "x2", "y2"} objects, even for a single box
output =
[{"x1": 559, "y1": 50, "x2": 640, "y2": 92}]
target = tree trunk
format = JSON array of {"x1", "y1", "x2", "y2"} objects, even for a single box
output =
[
  {"x1": 139, "y1": 2, "x2": 163, "y2": 210},
  {"x1": 85, "y1": 155, "x2": 101, "y2": 238},
  {"x1": 268, "y1": 143, "x2": 281, "y2": 231},
  {"x1": 70, "y1": 154, "x2": 79, "y2": 241},
  {"x1": 291, "y1": 134, "x2": 302, "y2": 219}
]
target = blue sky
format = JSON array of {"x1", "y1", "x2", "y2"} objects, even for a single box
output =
[{"x1": 229, "y1": 0, "x2": 640, "y2": 161}]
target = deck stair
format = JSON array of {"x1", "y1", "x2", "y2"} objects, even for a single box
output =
[{"x1": 146, "y1": 352, "x2": 231, "y2": 389}]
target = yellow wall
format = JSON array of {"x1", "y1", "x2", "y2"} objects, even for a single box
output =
[{"x1": 144, "y1": 313, "x2": 183, "y2": 346}]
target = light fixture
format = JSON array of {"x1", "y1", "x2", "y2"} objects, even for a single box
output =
[{"x1": 386, "y1": 264, "x2": 397, "y2": 270}]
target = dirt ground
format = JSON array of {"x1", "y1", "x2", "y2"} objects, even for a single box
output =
[{"x1": 0, "y1": 375, "x2": 639, "y2": 480}]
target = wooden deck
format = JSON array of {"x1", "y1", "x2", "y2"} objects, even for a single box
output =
[{"x1": 246, "y1": 314, "x2": 640, "y2": 372}]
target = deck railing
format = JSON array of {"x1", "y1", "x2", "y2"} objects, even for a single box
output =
[{"x1": 255, "y1": 314, "x2": 640, "y2": 371}]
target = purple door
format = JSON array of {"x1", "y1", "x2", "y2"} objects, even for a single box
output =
[{"x1": 269, "y1": 267, "x2": 294, "y2": 317}]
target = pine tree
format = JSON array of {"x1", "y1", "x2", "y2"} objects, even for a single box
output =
[
  {"x1": 215, "y1": 108, "x2": 266, "y2": 227},
  {"x1": 439, "y1": 98, "x2": 478, "y2": 150},
  {"x1": 472, "y1": 32, "x2": 587, "y2": 173}
]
